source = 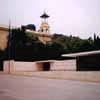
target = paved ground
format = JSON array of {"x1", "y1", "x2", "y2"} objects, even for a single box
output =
[
  {"x1": 0, "y1": 74, "x2": 100, "y2": 100},
  {"x1": 11, "y1": 71, "x2": 100, "y2": 82}
]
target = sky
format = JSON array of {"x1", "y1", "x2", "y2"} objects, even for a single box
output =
[{"x1": 0, "y1": 0, "x2": 100, "y2": 39}]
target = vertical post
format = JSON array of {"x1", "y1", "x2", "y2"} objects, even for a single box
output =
[
  {"x1": 76, "y1": 56, "x2": 80, "y2": 71},
  {"x1": 8, "y1": 59, "x2": 10, "y2": 74},
  {"x1": 8, "y1": 20, "x2": 11, "y2": 74}
]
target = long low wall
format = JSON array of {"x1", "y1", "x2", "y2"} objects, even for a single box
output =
[{"x1": 3, "y1": 60, "x2": 76, "y2": 73}]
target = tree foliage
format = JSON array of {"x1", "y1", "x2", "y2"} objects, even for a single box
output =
[{"x1": 52, "y1": 33, "x2": 100, "y2": 53}]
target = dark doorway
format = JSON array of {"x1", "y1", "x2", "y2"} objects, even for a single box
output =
[
  {"x1": 43, "y1": 62, "x2": 50, "y2": 71},
  {"x1": 0, "y1": 60, "x2": 3, "y2": 71}
]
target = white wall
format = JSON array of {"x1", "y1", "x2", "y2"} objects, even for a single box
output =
[
  {"x1": 50, "y1": 60, "x2": 76, "y2": 71},
  {"x1": 4, "y1": 60, "x2": 38, "y2": 73},
  {"x1": 14, "y1": 61, "x2": 37, "y2": 72},
  {"x1": 3, "y1": 60, "x2": 76, "y2": 73}
]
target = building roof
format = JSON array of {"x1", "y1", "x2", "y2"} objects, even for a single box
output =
[
  {"x1": 40, "y1": 12, "x2": 50, "y2": 18},
  {"x1": 62, "y1": 50, "x2": 100, "y2": 57}
]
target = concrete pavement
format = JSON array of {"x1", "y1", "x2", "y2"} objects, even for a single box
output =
[
  {"x1": 11, "y1": 71, "x2": 100, "y2": 82},
  {"x1": 0, "y1": 74, "x2": 100, "y2": 100}
]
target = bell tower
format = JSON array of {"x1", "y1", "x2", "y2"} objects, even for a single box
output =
[
  {"x1": 26, "y1": 12, "x2": 52, "y2": 44},
  {"x1": 39, "y1": 12, "x2": 50, "y2": 34}
]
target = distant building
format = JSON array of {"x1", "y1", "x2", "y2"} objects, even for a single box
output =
[
  {"x1": 0, "y1": 12, "x2": 52, "y2": 51},
  {"x1": 0, "y1": 26, "x2": 9, "y2": 50},
  {"x1": 26, "y1": 12, "x2": 52, "y2": 44}
]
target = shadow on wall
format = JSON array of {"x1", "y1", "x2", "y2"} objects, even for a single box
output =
[{"x1": 37, "y1": 62, "x2": 50, "y2": 71}]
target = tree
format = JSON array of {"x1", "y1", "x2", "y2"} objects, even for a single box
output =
[{"x1": 22, "y1": 24, "x2": 36, "y2": 31}]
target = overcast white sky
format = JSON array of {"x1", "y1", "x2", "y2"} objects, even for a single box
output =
[{"x1": 0, "y1": 0, "x2": 100, "y2": 38}]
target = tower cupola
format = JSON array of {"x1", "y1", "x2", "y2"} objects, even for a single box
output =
[{"x1": 39, "y1": 12, "x2": 50, "y2": 34}]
